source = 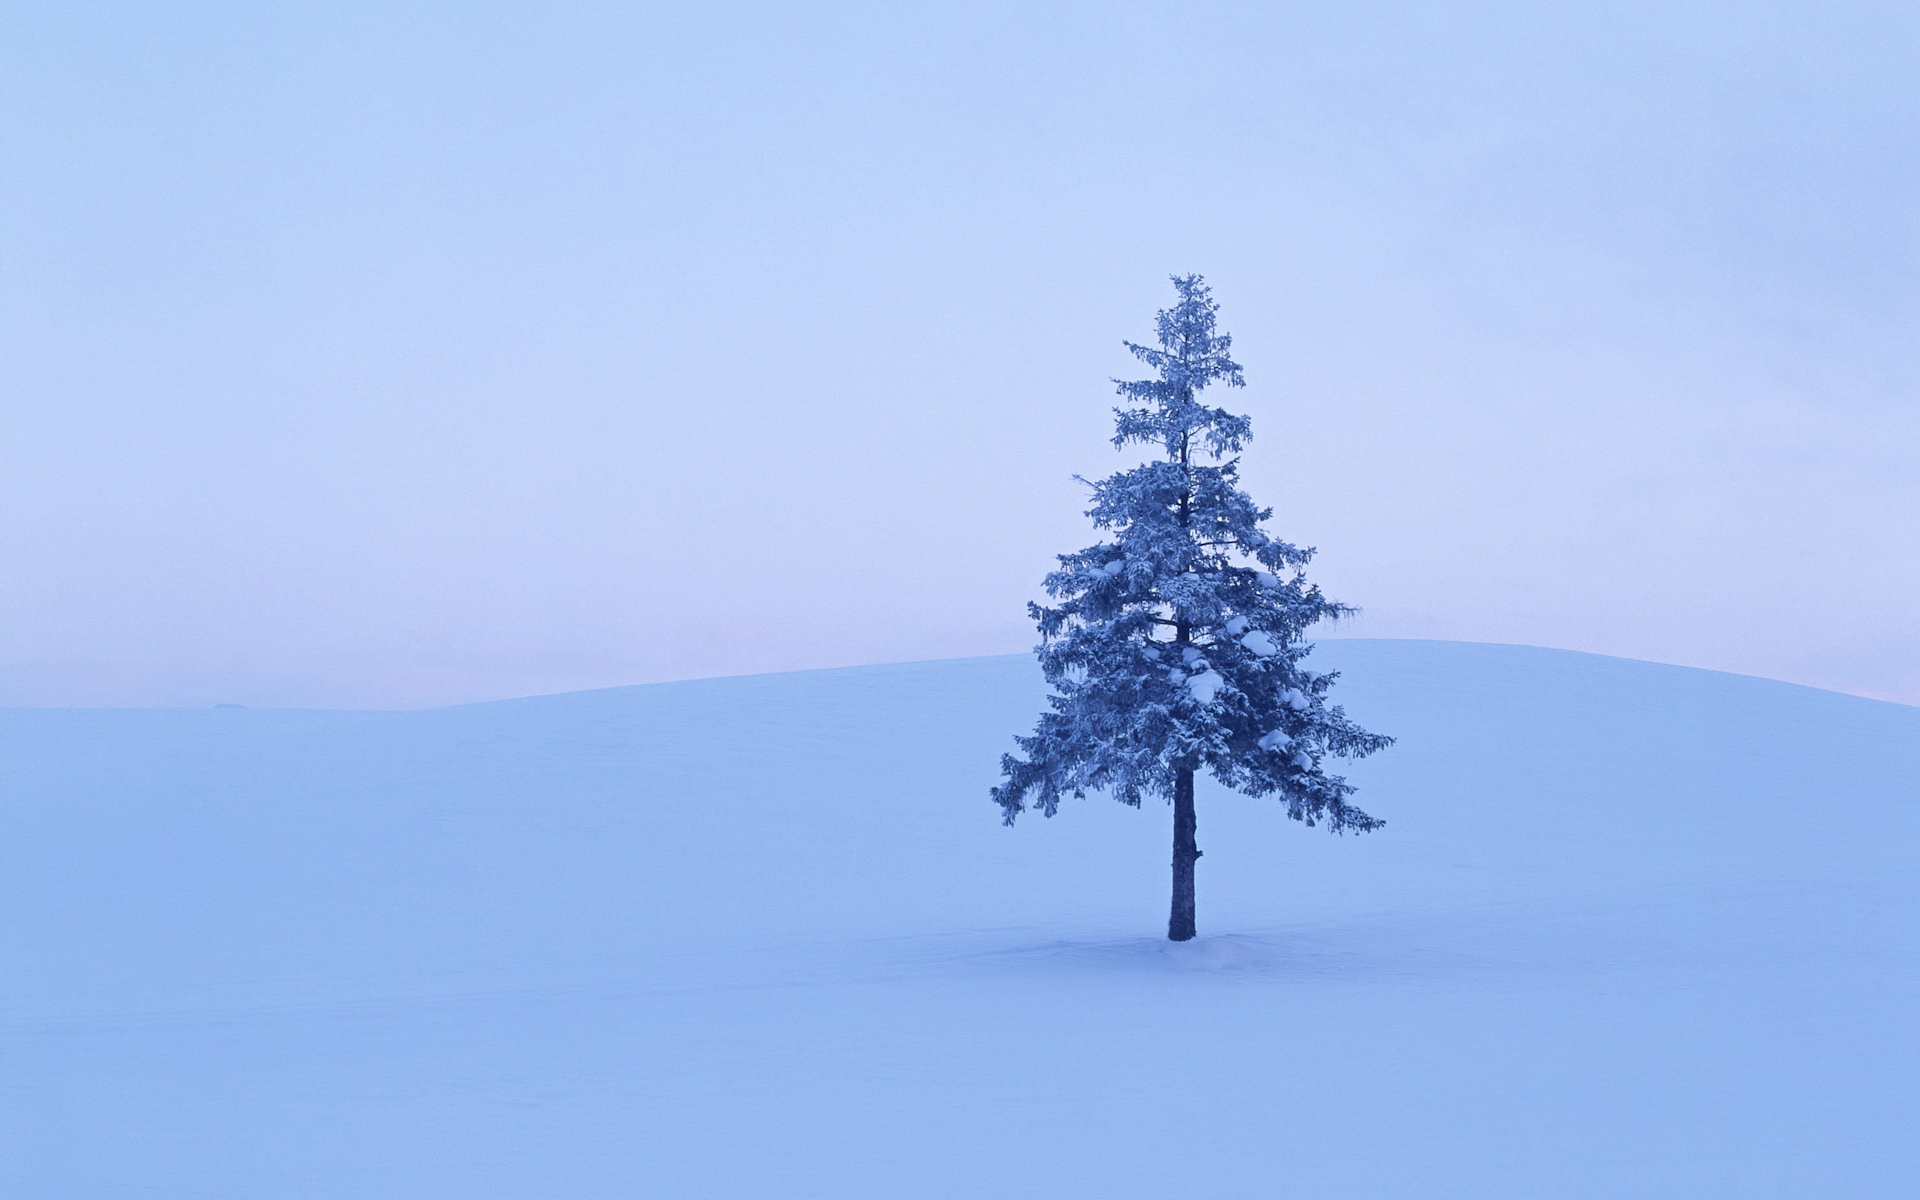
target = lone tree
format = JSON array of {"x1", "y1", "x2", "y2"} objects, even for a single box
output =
[{"x1": 993, "y1": 275, "x2": 1392, "y2": 941}]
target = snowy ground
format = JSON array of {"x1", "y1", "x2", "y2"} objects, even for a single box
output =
[{"x1": 3, "y1": 639, "x2": 1915, "y2": 1197}]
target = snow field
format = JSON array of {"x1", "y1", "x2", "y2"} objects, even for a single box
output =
[{"x1": 1, "y1": 640, "x2": 1914, "y2": 1197}]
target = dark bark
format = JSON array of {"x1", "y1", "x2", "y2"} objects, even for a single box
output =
[
  {"x1": 1168, "y1": 391, "x2": 1200, "y2": 941},
  {"x1": 1168, "y1": 767, "x2": 1198, "y2": 940}
]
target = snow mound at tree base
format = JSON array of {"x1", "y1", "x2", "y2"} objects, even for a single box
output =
[
  {"x1": 1, "y1": 640, "x2": 1914, "y2": 1198},
  {"x1": 981, "y1": 932, "x2": 1299, "y2": 974}
]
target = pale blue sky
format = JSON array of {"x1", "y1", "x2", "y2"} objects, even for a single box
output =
[{"x1": 3, "y1": 0, "x2": 1916, "y2": 707}]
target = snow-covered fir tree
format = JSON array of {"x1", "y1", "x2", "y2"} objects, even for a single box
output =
[{"x1": 993, "y1": 275, "x2": 1392, "y2": 941}]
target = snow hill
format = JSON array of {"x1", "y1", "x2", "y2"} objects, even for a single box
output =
[{"x1": 3, "y1": 640, "x2": 1915, "y2": 1198}]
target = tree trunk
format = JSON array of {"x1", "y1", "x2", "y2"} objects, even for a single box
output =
[{"x1": 1168, "y1": 768, "x2": 1198, "y2": 940}]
